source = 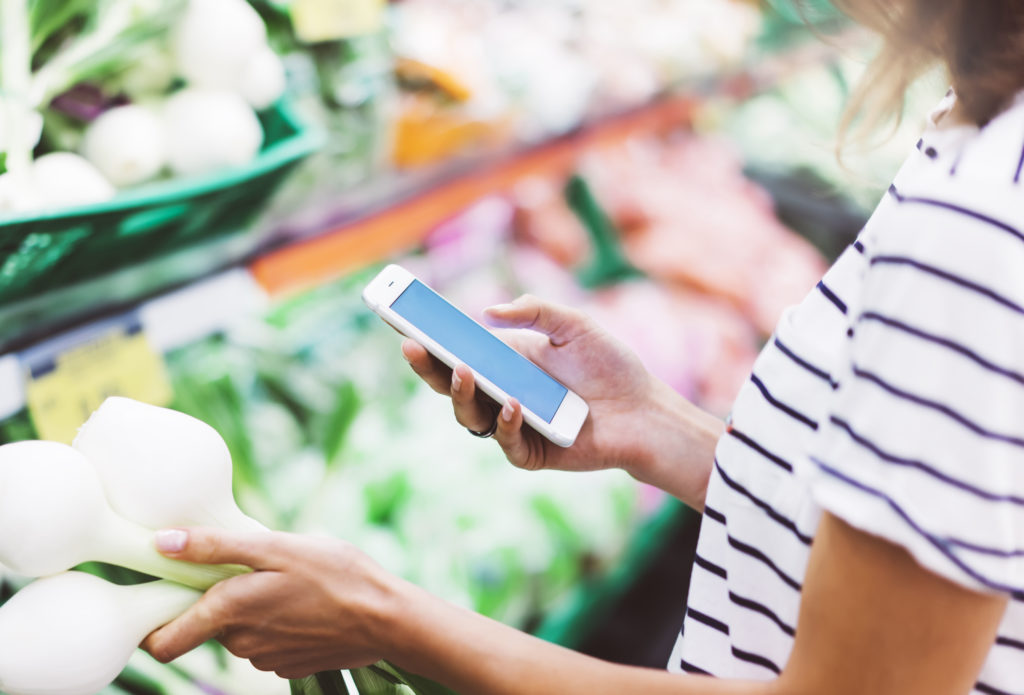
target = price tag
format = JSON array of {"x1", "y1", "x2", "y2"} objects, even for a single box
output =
[
  {"x1": 290, "y1": 0, "x2": 386, "y2": 42},
  {"x1": 23, "y1": 317, "x2": 173, "y2": 444}
]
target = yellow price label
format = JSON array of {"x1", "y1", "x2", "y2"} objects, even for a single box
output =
[
  {"x1": 25, "y1": 321, "x2": 173, "y2": 444},
  {"x1": 291, "y1": 0, "x2": 386, "y2": 42}
]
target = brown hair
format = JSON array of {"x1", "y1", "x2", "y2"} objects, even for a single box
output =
[{"x1": 835, "y1": 0, "x2": 1024, "y2": 139}]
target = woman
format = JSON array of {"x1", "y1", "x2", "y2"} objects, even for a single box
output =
[{"x1": 144, "y1": 1, "x2": 1024, "y2": 693}]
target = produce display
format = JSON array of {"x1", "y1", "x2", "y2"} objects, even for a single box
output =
[
  {"x1": 720, "y1": 52, "x2": 948, "y2": 212},
  {"x1": 0, "y1": 0, "x2": 765, "y2": 219},
  {"x1": 0, "y1": 0, "x2": 287, "y2": 216},
  {"x1": 383, "y1": 0, "x2": 762, "y2": 167}
]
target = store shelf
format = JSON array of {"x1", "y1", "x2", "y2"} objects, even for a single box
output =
[
  {"x1": 534, "y1": 498, "x2": 695, "y2": 649},
  {"x1": 250, "y1": 95, "x2": 697, "y2": 297},
  {"x1": 0, "y1": 269, "x2": 267, "y2": 421},
  {"x1": 246, "y1": 33, "x2": 859, "y2": 299}
]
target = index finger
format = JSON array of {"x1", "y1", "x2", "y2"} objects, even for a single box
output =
[
  {"x1": 402, "y1": 339, "x2": 454, "y2": 395},
  {"x1": 155, "y1": 527, "x2": 286, "y2": 571},
  {"x1": 143, "y1": 589, "x2": 228, "y2": 663}
]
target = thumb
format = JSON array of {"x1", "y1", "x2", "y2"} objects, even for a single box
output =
[
  {"x1": 155, "y1": 527, "x2": 284, "y2": 571},
  {"x1": 484, "y1": 295, "x2": 591, "y2": 347}
]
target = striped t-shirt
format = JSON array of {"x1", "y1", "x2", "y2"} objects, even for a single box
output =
[{"x1": 667, "y1": 91, "x2": 1024, "y2": 695}]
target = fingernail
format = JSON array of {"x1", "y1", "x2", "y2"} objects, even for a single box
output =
[
  {"x1": 156, "y1": 529, "x2": 188, "y2": 553},
  {"x1": 486, "y1": 303, "x2": 514, "y2": 314},
  {"x1": 452, "y1": 370, "x2": 462, "y2": 391},
  {"x1": 502, "y1": 402, "x2": 514, "y2": 422}
]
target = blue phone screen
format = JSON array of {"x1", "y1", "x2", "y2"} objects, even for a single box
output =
[{"x1": 391, "y1": 280, "x2": 568, "y2": 422}]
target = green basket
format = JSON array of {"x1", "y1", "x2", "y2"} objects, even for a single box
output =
[{"x1": 0, "y1": 102, "x2": 324, "y2": 306}]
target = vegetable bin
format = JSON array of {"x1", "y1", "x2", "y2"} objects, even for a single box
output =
[{"x1": 0, "y1": 102, "x2": 322, "y2": 306}]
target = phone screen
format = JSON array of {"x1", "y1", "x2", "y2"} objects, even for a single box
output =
[{"x1": 390, "y1": 280, "x2": 568, "y2": 422}]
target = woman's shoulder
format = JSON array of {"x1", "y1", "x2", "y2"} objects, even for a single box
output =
[
  {"x1": 863, "y1": 94, "x2": 1024, "y2": 281},
  {"x1": 906, "y1": 90, "x2": 1024, "y2": 193}
]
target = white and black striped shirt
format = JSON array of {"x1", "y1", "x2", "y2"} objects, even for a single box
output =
[{"x1": 668, "y1": 92, "x2": 1024, "y2": 695}]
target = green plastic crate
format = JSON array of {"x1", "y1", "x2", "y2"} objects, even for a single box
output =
[{"x1": 0, "y1": 102, "x2": 323, "y2": 305}]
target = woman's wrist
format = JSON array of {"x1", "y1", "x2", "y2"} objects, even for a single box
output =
[
  {"x1": 371, "y1": 571, "x2": 469, "y2": 676},
  {"x1": 623, "y1": 378, "x2": 724, "y2": 511},
  {"x1": 357, "y1": 561, "x2": 417, "y2": 662}
]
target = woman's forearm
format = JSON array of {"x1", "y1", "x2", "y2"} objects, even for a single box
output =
[
  {"x1": 625, "y1": 379, "x2": 724, "y2": 512},
  {"x1": 378, "y1": 577, "x2": 767, "y2": 695}
]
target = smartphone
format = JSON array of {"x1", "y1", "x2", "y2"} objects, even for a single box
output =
[{"x1": 362, "y1": 264, "x2": 589, "y2": 447}]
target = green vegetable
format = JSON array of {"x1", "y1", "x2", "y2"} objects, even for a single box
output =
[{"x1": 28, "y1": 0, "x2": 186, "y2": 109}]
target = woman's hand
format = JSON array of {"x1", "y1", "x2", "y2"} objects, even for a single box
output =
[
  {"x1": 140, "y1": 519, "x2": 1010, "y2": 695},
  {"x1": 142, "y1": 528, "x2": 397, "y2": 679},
  {"x1": 403, "y1": 295, "x2": 723, "y2": 509}
]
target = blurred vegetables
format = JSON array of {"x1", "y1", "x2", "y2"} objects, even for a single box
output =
[
  {"x1": 28, "y1": 152, "x2": 117, "y2": 207},
  {"x1": 163, "y1": 88, "x2": 264, "y2": 176},
  {"x1": 26, "y1": 0, "x2": 186, "y2": 110},
  {"x1": 1, "y1": 0, "x2": 36, "y2": 187},
  {"x1": 173, "y1": 0, "x2": 286, "y2": 109},
  {"x1": 0, "y1": 440, "x2": 242, "y2": 590},
  {"x1": 80, "y1": 105, "x2": 166, "y2": 187},
  {"x1": 0, "y1": 152, "x2": 115, "y2": 214},
  {"x1": 0, "y1": 0, "x2": 290, "y2": 215},
  {"x1": 0, "y1": 106, "x2": 43, "y2": 154},
  {"x1": 581, "y1": 135, "x2": 827, "y2": 335},
  {"x1": 173, "y1": 0, "x2": 268, "y2": 92},
  {"x1": 0, "y1": 572, "x2": 200, "y2": 695},
  {"x1": 240, "y1": 46, "x2": 289, "y2": 110}
]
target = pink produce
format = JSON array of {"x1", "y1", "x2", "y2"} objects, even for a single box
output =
[
  {"x1": 512, "y1": 177, "x2": 591, "y2": 268},
  {"x1": 585, "y1": 136, "x2": 827, "y2": 335},
  {"x1": 584, "y1": 280, "x2": 759, "y2": 414}
]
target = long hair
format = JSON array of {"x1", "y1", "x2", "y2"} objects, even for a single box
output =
[{"x1": 835, "y1": 0, "x2": 1024, "y2": 140}]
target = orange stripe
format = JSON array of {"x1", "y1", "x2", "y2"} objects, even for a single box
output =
[{"x1": 251, "y1": 96, "x2": 695, "y2": 297}]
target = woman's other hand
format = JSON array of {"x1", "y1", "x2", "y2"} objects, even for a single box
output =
[
  {"x1": 403, "y1": 294, "x2": 723, "y2": 510},
  {"x1": 142, "y1": 528, "x2": 397, "y2": 679}
]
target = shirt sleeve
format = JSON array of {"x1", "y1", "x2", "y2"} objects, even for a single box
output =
[{"x1": 810, "y1": 182, "x2": 1024, "y2": 596}]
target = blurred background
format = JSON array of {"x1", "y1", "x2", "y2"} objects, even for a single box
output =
[{"x1": 0, "y1": 1, "x2": 948, "y2": 692}]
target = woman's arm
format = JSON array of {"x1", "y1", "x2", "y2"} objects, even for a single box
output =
[
  {"x1": 144, "y1": 514, "x2": 1007, "y2": 695},
  {"x1": 402, "y1": 295, "x2": 725, "y2": 511}
]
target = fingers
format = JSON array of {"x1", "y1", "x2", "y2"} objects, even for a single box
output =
[
  {"x1": 402, "y1": 339, "x2": 453, "y2": 395},
  {"x1": 450, "y1": 364, "x2": 499, "y2": 433},
  {"x1": 145, "y1": 568, "x2": 282, "y2": 663},
  {"x1": 493, "y1": 399, "x2": 539, "y2": 470},
  {"x1": 154, "y1": 527, "x2": 285, "y2": 571},
  {"x1": 403, "y1": 337, "x2": 499, "y2": 431},
  {"x1": 484, "y1": 295, "x2": 591, "y2": 347},
  {"x1": 144, "y1": 583, "x2": 234, "y2": 662}
]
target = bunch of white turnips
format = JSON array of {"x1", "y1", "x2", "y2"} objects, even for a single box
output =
[
  {"x1": 0, "y1": 397, "x2": 268, "y2": 695},
  {"x1": 0, "y1": 0, "x2": 286, "y2": 215}
]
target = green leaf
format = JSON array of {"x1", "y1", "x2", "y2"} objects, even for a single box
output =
[
  {"x1": 291, "y1": 677, "x2": 321, "y2": 695},
  {"x1": 28, "y1": 0, "x2": 92, "y2": 52},
  {"x1": 363, "y1": 472, "x2": 412, "y2": 526},
  {"x1": 290, "y1": 671, "x2": 350, "y2": 695},
  {"x1": 350, "y1": 666, "x2": 414, "y2": 695},
  {"x1": 317, "y1": 671, "x2": 353, "y2": 695},
  {"x1": 321, "y1": 380, "x2": 361, "y2": 466}
]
